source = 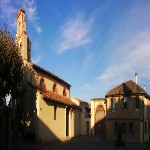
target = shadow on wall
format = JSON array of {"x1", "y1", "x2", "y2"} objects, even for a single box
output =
[
  {"x1": 91, "y1": 83, "x2": 150, "y2": 144},
  {"x1": 11, "y1": 82, "x2": 81, "y2": 150}
]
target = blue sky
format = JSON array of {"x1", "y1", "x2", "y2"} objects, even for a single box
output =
[{"x1": 0, "y1": 0, "x2": 150, "y2": 102}]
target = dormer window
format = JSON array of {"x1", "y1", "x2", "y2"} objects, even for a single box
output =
[
  {"x1": 63, "y1": 89, "x2": 67, "y2": 97},
  {"x1": 53, "y1": 83, "x2": 57, "y2": 93}
]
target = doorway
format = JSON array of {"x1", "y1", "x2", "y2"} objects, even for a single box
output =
[
  {"x1": 86, "y1": 121, "x2": 90, "y2": 135},
  {"x1": 66, "y1": 108, "x2": 69, "y2": 136},
  {"x1": 95, "y1": 105, "x2": 105, "y2": 137}
]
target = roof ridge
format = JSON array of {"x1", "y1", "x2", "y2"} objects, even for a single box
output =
[
  {"x1": 32, "y1": 63, "x2": 71, "y2": 87},
  {"x1": 105, "y1": 80, "x2": 149, "y2": 98}
]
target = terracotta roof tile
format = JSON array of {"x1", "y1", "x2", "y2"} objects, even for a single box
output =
[
  {"x1": 27, "y1": 82, "x2": 79, "y2": 108},
  {"x1": 42, "y1": 90, "x2": 76, "y2": 107},
  {"x1": 105, "y1": 80, "x2": 149, "y2": 98}
]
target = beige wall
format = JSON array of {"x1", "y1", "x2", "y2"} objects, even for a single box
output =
[
  {"x1": 37, "y1": 92, "x2": 66, "y2": 142},
  {"x1": 36, "y1": 71, "x2": 70, "y2": 98},
  {"x1": 35, "y1": 91, "x2": 81, "y2": 142},
  {"x1": 71, "y1": 98, "x2": 91, "y2": 136},
  {"x1": 80, "y1": 112, "x2": 91, "y2": 135},
  {"x1": 91, "y1": 99, "x2": 106, "y2": 136}
]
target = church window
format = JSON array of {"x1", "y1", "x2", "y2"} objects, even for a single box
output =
[
  {"x1": 63, "y1": 89, "x2": 67, "y2": 97},
  {"x1": 53, "y1": 83, "x2": 57, "y2": 93},
  {"x1": 40, "y1": 78, "x2": 45, "y2": 90}
]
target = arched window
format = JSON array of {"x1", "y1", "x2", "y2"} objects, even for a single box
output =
[
  {"x1": 63, "y1": 88, "x2": 67, "y2": 97},
  {"x1": 40, "y1": 78, "x2": 45, "y2": 90},
  {"x1": 53, "y1": 83, "x2": 57, "y2": 93}
]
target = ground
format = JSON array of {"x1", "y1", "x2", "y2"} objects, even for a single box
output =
[{"x1": 12, "y1": 136, "x2": 150, "y2": 150}]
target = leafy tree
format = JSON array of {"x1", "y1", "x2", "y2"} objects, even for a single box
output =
[{"x1": 0, "y1": 26, "x2": 23, "y2": 106}]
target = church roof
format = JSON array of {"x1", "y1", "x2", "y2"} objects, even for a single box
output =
[
  {"x1": 42, "y1": 90, "x2": 77, "y2": 107},
  {"x1": 32, "y1": 63, "x2": 71, "y2": 87},
  {"x1": 27, "y1": 81, "x2": 80, "y2": 109},
  {"x1": 105, "y1": 80, "x2": 150, "y2": 98}
]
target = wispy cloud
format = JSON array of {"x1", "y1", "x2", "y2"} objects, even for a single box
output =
[
  {"x1": 97, "y1": 31, "x2": 150, "y2": 91},
  {"x1": 83, "y1": 50, "x2": 95, "y2": 68},
  {"x1": 0, "y1": 0, "x2": 17, "y2": 28},
  {"x1": 32, "y1": 55, "x2": 42, "y2": 64},
  {"x1": 96, "y1": 2, "x2": 150, "y2": 94},
  {"x1": 57, "y1": 14, "x2": 93, "y2": 54},
  {"x1": 22, "y1": 0, "x2": 42, "y2": 33},
  {"x1": 0, "y1": 0, "x2": 41, "y2": 33}
]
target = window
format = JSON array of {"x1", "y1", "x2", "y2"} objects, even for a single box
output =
[
  {"x1": 53, "y1": 83, "x2": 57, "y2": 92},
  {"x1": 40, "y1": 78, "x2": 45, "y2": 90},
  {"x1": 111, "y1": 98, "x2": 117, "y2": 111},
  {"x1": 129, "y1": 123, "x2": 133, "y2": 134},
  {"x1": 54, "y1": 105, "x2": 57, "y2": 120},
  {"x1": 148, "y1": 121, "x2": 150, "y2": 133},
  {"x1": 63, "y1": 89, "x2": 66, "y2": 97},
  {"x1": 145, "y1": 122, "x2": 147, "y2": 134},
  {"x1": 114, "y1": 122, "x2": 119, "y2": 134},
  {"x1": 121, "y1": 122, "x2": 126, "y2": 134},
  {"x1": 135, "y1": 96, "x2": 140, "y2": 109},
  {"x1": 123, "y1": 97, "x2": 128, "y2": 110}
]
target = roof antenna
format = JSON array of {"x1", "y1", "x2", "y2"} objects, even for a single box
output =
[{"x1": 135, "y1": 73, "x2": 138, "y2": 84}]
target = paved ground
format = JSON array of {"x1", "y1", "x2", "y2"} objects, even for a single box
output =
[{"x1": 12, "y1": 136, "x2": 150, "y2": 150}]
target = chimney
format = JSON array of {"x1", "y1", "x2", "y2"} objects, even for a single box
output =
[
  {"x1": 135, "y1": 73, "x2": 138, "y2": 84},
  {"x1": 144, "y1": 85, "x2": 146, "y2": 91}
]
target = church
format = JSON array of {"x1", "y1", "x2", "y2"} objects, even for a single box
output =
[{"x1": 16, "y1": 8, "x2": 82, "y2": 143}]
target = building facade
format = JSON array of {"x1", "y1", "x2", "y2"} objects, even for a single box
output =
[
  {"x1": 16, "y1": 8, "x2": 82, "y2": 143},
  {"x1": 91, "y1": 98, "x2": 106, "y2": 137},
  {"x1": 71, "y1": 98, "x2": 91, "y2": 135},
  {"x1": 105, "y1": 80, "x2": 150, "y2": 143}
]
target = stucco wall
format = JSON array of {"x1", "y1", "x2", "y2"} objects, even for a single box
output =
[
  {"x1": 36, "y1": 71, "x2": 70, "y2": 98},
  {"x1": 34, "y1": 91, "x2": 82, "y2": 142},
  {"x1": 37, "y1": 92, "x2": 66, "y2": 142},
  {"x1": 91, "y1": 99, "x2": 106, "y2": 136}
]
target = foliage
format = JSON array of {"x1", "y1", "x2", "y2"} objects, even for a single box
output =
[{"x1": 0, "y1": 25, "x2": 23, "y2": 101}]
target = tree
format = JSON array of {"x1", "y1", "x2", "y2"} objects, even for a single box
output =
[{"x1": 0, "y1": 26, "x2": 23, "y2": 106}]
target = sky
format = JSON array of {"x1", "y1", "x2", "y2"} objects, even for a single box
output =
[{"x1": 0, "y1": 0, "x2": 150, "y2": 102}]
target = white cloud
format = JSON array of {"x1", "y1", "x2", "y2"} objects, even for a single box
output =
[
  {"x1": 57, "y1": 14, "x2": 93, "y2": 54},
  {"x1": 96, "y1": 31, "x2": 150, "y2": 92},
  {"x1": 22, "y1": 0, "x2": 42, "y2": 33},
  {"x1": 0, "y1": 0, "x2": 41, "y2": 33},
  {"x1": 0, "y1": 0, "x2": 17, "y2": 29},
  {"x1": 32, "y1": 55, "x2": 42, "y2": 64},
  {"x1": 95, "y1": 2, "x2": 150, "y2": 94}
]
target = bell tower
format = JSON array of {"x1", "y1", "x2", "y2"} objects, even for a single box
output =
[{"x1": 16, "y1": 8, "x2": 31, "y2": 61}]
